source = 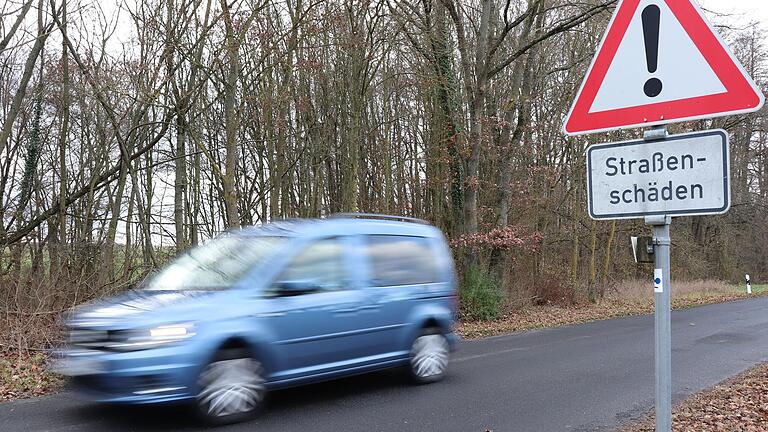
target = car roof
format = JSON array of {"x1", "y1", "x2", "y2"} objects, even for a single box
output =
[{"x1": 232, "y1": 215, "x2": 443, "y2": 239}]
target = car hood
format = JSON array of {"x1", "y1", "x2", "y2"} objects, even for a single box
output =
[{"x1": 68, "y1": 289, "x2": 215, "y2": 328}]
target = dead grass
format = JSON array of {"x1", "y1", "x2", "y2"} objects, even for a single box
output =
[
  {"x1": 458, "y1": 280, "x2": 763, "y2": 339},
  {"x1": 0, "y1": 315, "x2": 66, "y2": 403},
  {"x1": 618, "y1": 363, "x2": 768, "y2": 431},
  {"x1": 0, "y1": 352, "x2": 63, "y2": 402},
  {"x1": 607, "y1": 279, "x2": 740, "y2": 303}
]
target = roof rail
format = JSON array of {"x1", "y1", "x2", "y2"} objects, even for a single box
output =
[{"x1": 328, "y1": 213, "x2": 429, "y2": 225}]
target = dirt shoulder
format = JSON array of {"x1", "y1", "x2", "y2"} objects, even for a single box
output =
[
  {"x1": 0, "y1": 352, "x2": 62, "y2": 402},
  {"x1": 456, "y1": 291, "x2": 767, "y2": 339},
  {"x1": 618, "y1": 363, "x2": 768, "y2": 431}
]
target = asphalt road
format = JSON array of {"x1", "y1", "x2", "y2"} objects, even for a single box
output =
[{"x1": 2, "y1": 297, "x2": 768, "y2": 432}]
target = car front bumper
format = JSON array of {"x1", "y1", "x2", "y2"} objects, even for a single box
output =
[{"x1": 52, "y1": 346, "x2": 200, "y2": 404}]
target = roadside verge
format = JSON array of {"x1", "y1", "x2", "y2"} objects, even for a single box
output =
[
  {"x1": 457, "y1": 287, "x2": 766, "y2": 339},
  {"x1": 617, "y1": 362, "x2": 768, "y2": 431}
]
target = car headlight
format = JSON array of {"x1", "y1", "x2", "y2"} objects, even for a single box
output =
[{"x1": 110, "y1": 324, "x2": 196, "y2": 351}]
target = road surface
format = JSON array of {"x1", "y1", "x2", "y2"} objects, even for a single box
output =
[{"x1": 2, "y1": 297, "x2": 767, "y2": 431}]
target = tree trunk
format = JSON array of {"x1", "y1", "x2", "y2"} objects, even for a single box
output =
[
  {"x1": 601, "y1": 220, "x2": 617, "y2": 290},
  {"x1": 0, "y1": 4, "x2": 52, "y2": 157},
  {"x1": 56, "y1": 0, "x2": 70, "y2": 274},
  {"x1": 587, "y1": 219, "x2": 598, "y2": 302},
  {"x1": 221, "y1": 0, "x2": 241, "y2": 228},
  {"x1": 174, "y1": 111, "x2": 187, "y2": 250}
]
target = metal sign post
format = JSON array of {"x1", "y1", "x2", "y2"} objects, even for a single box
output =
[
  {"x1": 647, "y1": 215, "x2": 672, "y2": 432},
  {"x1": 644, "y1": 126, "x2": 672, "y2": 432}
]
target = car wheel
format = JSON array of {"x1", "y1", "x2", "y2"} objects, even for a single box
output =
[
  {"x1": 409, "y1": 329, "x2": 449, "y2": 383},
  {"x1": 195, "y1": 350, "x2": 266, "y2": 425}
]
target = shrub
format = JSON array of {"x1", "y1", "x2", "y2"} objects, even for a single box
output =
[{"x1": 459, "y1": 266, "x2": 505, "y2": 322}]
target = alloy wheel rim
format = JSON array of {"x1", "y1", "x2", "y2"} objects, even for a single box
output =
[
  {"x1": 411, "y1": 334, "x2": 449, "y2": 378},
  {"x1": 197, "y1": 358, "x2": 265, "y2": 417}
]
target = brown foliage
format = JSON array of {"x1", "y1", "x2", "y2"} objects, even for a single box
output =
[
  {"x1": 0, "y1": 351, "x2": 62, "y2": 402},
  {"x1": 450, "y1": 226, "x2": 542, "y2": 250},
  {"x1": 619, "y1": 363, "x2": 768, "y2": 431}
]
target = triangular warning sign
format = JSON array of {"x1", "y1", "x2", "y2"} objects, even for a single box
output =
[{"x1": 564, "y1": 0, "x2": 764, "y2": 136}]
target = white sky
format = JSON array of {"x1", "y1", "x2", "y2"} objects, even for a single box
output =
[
  {"x1": 84, "y1": 1, "x2": 768, "y2": 52},
  {"x1": 700, "y1": 0, "x2": 768, "y2": 29}
]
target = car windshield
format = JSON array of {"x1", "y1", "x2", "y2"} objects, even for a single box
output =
[{"x1": 142, "y1": 235, "x2": 285, "y2": 290}]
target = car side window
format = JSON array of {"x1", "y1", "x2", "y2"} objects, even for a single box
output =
[
  {"x1": 274, "y1": 238, "x2": 346, "y2": 293},
  {"x1": 366, "y1": 235, "x2": 438, "y2": 287}
]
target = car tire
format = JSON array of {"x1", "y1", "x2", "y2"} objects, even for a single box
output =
[
  {"x1": 195, "y1": 349, "x2": 266, "y2": 425},
  {"x1": 409, "y1": 328, "x2": 450, "y2": 384}
]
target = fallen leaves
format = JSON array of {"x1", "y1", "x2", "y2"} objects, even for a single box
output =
[
  {"x1": 456, "y1": 291, "x2": 767, "y2": 339},
  {"x1": 619, "y1": 363, "x2": 768, "y2": 431},
  {"x1": 0, "y1": 352, "x2": 63, "y2": 402}
]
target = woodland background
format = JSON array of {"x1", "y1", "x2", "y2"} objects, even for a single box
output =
[{"x1": 1, "y1": 0, "x2": 767, "y2": 346}]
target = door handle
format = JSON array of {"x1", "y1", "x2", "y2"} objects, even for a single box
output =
[
  {"x1": 333, "y1": 305, "x2": 360, "y2": 314},
  {"x1": 254, "y1": 312, "x2": 286, "y2": 317}
]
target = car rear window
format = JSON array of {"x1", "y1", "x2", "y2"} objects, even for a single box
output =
[{"x1": 365, "y1": 235, "x2": 439, "y2": 286}]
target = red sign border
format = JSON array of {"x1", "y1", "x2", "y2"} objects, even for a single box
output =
[{"x1": 564, "y1": 0, "x2": 764, "y2": 136}]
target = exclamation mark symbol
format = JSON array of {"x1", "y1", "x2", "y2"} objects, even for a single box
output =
[{"x1": 642, "y1": 4, "x2": 662, "y2": 97}]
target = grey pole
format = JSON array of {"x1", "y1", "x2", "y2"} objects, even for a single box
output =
[
  {"x1": 644, "y1": 125, "x2": 672, "y2": 432},
  {"x1": 646, "y1": 216, "x2": 672, "y2": 432}
]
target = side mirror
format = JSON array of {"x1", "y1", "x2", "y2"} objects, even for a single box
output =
[{"x1": 274, "y1": 279, "x2": 320, "y2": 296}]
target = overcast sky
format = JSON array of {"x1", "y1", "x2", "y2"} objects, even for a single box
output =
[
  {"x1": 701, "y1": 0, "x2": 768, "y2": 28},
  {"x1": 95, "y1": 1, "x2": 768, "y2": 47}
]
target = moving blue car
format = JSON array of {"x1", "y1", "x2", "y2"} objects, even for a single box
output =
[{"x1": 54, "y1": 214, "x2": 458, "y2": 424}]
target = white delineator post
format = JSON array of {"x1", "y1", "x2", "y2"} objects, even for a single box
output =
[{"x1": 746, "y1": 274, "x2": 751, "y2": 295}]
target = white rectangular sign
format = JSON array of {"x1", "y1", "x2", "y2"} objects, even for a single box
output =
[
  {"x1": 654, "y1": 268, "x2": 664, "y2": 293},
  {"x1": 587, "y1": 130, "x2": 730, "y2": 220}
]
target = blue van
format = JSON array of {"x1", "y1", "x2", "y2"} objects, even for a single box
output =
[{"x1": 54, "y1": 214, "x2": 458, "y2": 424}]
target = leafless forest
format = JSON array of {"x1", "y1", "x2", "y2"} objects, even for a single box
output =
[{"x1": 1, "y1": 0, "x2": 767, "y2": 340}]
